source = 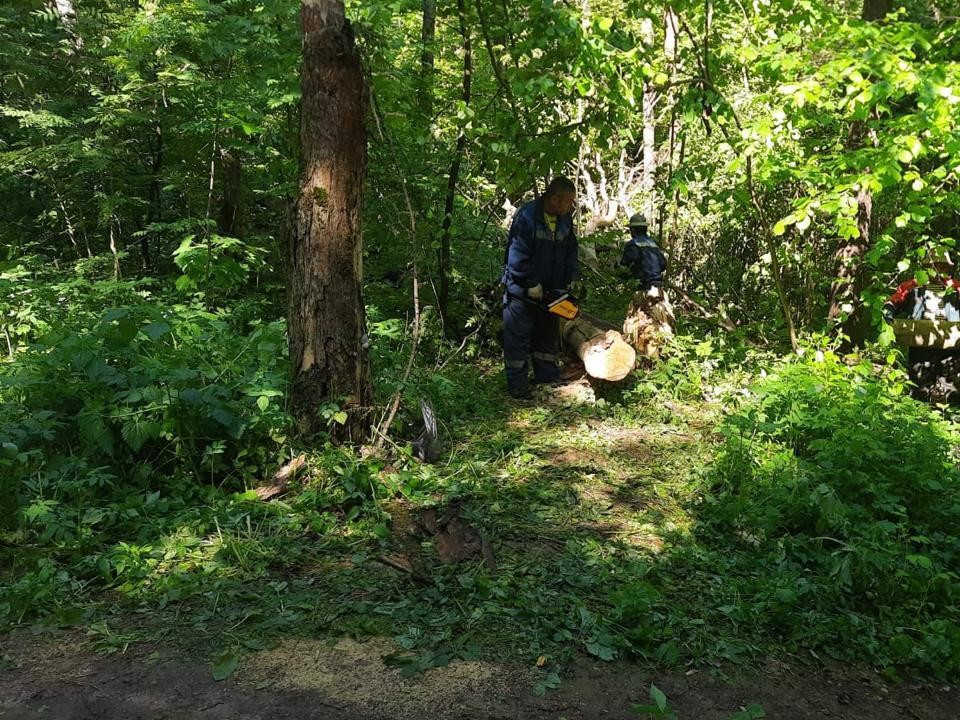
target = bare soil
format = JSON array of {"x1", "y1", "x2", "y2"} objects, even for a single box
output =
[{"x1": 1, "y1": 631, "x2": 956, "y2": 720}]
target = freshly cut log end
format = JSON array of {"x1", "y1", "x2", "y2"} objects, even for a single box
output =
[
  {"x1": 561, "y1": 314, "x2": 636, "y2": 381},
  {"x1": 580, "y1": 329, "x2": 637, "y2": 381}
]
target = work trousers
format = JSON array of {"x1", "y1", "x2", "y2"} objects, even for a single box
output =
[{"x1": 502, "y1": 295, "x2": 560, "y2": 393}]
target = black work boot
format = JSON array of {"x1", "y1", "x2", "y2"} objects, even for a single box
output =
[{"x1": 508, "y1": 386, "x2": 534, "y2": 401}]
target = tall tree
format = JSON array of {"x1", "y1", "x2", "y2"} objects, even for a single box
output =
[
  {"x1": 288, "y1": 0, "x2": 373, "y2": 441},
  {"x1": 640, "y1": 16, "x2": 657, "y2": 225},
  {"x1": 437, "y1": 0, "x2": 472, "y2": 325},
  {"x1": 419, "y1": 0, "x2": 437, "y2": 118}
]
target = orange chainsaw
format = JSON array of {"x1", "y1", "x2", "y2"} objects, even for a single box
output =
[{"x1": 512, "y1": 289, "x2": 580, "y2": 320}]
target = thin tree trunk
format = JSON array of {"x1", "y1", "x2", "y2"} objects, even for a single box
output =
[
  {"x1": 420, "y1": 0, "x2": 436, "y2": 118},
  {"x1": 862, "y1": 0, "x2": 892, "y2": 20},
  {"x1": 50, "y1": 0, "x2": 82, "y2": 50},
  {"x1": 109, "y1": 220, "x2": 122, "y2": 280},
  {"x1": 289, "y1": 0, "x2": 373, "y2": 442},
  {"x1": 640, "y1": 18, "x2": 657, "y2": 225},
  {"x1": 218, "y1": 148, "x2": 243, "y2": 237},
  {"x1": 142, "y1": 119, "x2": 162, "y2": 272},
  {"x1": 50, "y1": 180, "x2": 79, "y2": 257},
  {"x1": 437, "y1": 0, "x2": 471, "y2": 325},
  {"x1": 662, "y1": 5, "x2": 679, "y2": 249}
]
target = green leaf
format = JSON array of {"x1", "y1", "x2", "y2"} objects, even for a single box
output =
[
  {"x1": 878, "y1": 322, "x2": 895, "y2": 348},
  {"x1": 212, "y1": 651, "x2": 240, "y2": 681},
  {"x1": 333, "y1": 411, "x2": 348, "y2": 425},
  {"x1": 257, "y1": 395, "x2": 270, "y2": 412},
  {"x1": 906, "y1": 554, "x2": 933, "y2": 570},
  {"x1": 597, "y1": 16, "x2": 613, "y2": 32},
  {"x1": 651, "y1": 683, "x2": 668, "y2": 711},
  {"x1": 143, "y1": 322, "x2": 171, "y2": 340}
]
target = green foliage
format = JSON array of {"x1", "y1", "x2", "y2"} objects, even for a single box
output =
[
  {"x1": 173, "y1": 233, "x2": 269, "y2": 294},
  {"x1": 707, "y1": 350, "x2": 960, "y2": 677},
  {"x1": 633, "y1": 684, "x2": 678, "y2": 720},
  {"x1": 3, "y1": 0, "x2": 960, "y2": 696}
]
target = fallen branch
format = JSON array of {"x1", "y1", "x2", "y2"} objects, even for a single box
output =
[
  {"x1": 253, "y1": 454, "x2": 307, "y2": 500},
  {"x1": 665, "y1": 283, "x2": 738, "y2": 332}
]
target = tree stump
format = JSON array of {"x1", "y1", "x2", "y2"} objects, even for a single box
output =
[
  {"x1": 560, "y1": 312, "x2": 636, "y2": 381},
  {"x1": 622, "y1": 287, "x2": 676, "y2": 359}
]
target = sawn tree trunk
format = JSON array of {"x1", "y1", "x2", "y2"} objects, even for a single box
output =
[{"x1": 560, "y1": 312, "x2": 636, "y2": 381}]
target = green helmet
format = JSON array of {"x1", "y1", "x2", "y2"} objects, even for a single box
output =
[{"x1": 628, "y1": 213, "x2": 648, "y2": 229}]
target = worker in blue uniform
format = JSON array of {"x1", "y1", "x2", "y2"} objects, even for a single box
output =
[
  {"x1": 501, "y1": 177, "x2": 579, "y2": 399},
  {"x1": 619, "y1": 213, "x2": 666, "y2": 290}
]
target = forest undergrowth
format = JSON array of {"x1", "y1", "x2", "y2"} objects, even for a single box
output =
[{"x1": 2, "y1": 257, "x2": 960, "y2": 688}]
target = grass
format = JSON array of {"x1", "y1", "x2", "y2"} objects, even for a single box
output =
[{"x1": 2, "y1": 267, "x2": 960, "y2": 686}]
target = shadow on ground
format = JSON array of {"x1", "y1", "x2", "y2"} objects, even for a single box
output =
[{"x1": 1, "y1": 631, "x2": 957, "y2": 720}]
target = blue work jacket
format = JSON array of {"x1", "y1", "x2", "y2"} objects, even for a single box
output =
[
  {"x1": 620, "y1": 233, "x2": 666, "y2": 288},
  {"x1": 501, "y1": 198, "x2": 579, "y2": 298}
]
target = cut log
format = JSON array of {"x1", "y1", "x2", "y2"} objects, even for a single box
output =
[
  {"x1": 893, "y1": 319, "x2": 960, "y2": 349},
  {"x1": 623, "y1": 287, "x2": 675, "y2": 359},
  {"x1": 561, "y1": 312, "x2": 636, "y2": 381}
]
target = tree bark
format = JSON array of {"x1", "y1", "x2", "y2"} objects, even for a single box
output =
[
  {"x1": 623, "y1": 288, "x2": 676, "y2": 359},
  {"x1": 50, "y1": 0, "x2": 83, "y2": 50},
  {"x1": 437, "y1": 0, "x2": 471, "y2": 325},
  {"x1": 217, "y1": 148, "x2": 243, "y2": 237},
  {"x1": 640, "y1": 17, "x2": 657, "y2": 225},
  {"x1": 420, "y1": 0, "x2": 436, "y2": 118},
  {"x1": 862, "y1": 0, "x2": 892, "y2": 21},
  {"x1": 289, "y1": 0, "x2": 373, "y2": 442}
]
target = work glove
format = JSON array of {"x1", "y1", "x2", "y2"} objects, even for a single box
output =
[
  {"x1": 527, "y1": 283, "x2": 544, "y2": 301},
  {"x1": 881, "y1": 303, "x2": 895, "y2": 323}
]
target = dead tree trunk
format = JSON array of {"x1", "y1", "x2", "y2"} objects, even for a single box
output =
[
  {"x1": 560, "y1": 312, "x2": 636, "y2": 381},
  {"x1": 288, "y1": 0, "x2": 373, "y2": 442},
  {"x1": 623, "y1": 288, "x2": 676, "y2": 359}
]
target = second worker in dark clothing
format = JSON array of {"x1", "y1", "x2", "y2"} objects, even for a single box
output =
[
  {"x1": 501, "y1": 177, "x2": 579, "y2": 400},
  {"x1": 619, "y1": 213, "x2": 666, "y2": 290}
]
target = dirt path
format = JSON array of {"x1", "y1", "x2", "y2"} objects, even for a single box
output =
[{"x1": 1, "y1": 632, "x2": 956, "y2": 720}]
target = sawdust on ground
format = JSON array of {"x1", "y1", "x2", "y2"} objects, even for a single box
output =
[{"x1": 235, "y1": 636, "x2": 537, "y2": 719}]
